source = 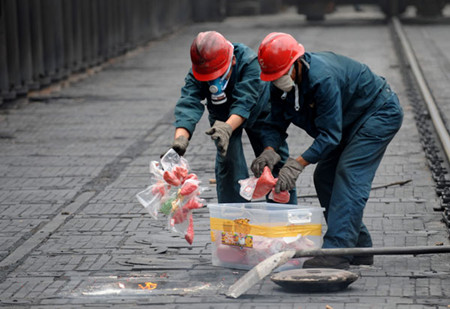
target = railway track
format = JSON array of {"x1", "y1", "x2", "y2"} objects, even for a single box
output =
[{"x1": 390, "y1": 16, "x2": 450, "y2": 235}]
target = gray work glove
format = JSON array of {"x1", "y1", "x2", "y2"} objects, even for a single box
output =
[
  {"x1": 251, "y1": 148, "x2": 281, "y2": 178},
  {"x1": 205, "y1": 120, "x2": 233, "y2": 157},
  {"x1": 275, "y1": 158, "x2": 304, "y2": 193},
  {"x1": 171, "y1": 135, "x2": 189, "y2": 156}
]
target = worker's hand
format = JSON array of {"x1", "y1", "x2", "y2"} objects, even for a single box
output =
[
  {"x1": 275, "y1": 158, "x2": 304, "y2": 193},
  {"x1": 251, "y1": 148, "x2": 281, "y2": 178},
  {"x1": 171, "y1": 135, "x2": 189, "y2": 156},
  {"x1": 205, "y1": 120, "x2": 233, "y2": 157}
]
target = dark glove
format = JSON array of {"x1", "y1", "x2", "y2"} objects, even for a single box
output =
[
  {"x1": 275, "y1": 158, "x2": 304, "y2": 193},
  {"x1": 251, "y1": 148, "x2": 281, "y2": 178},
  {"x1": 171, "y1": 135, "x2": 189, "y2": 156},
  {"x1": 205, "y1": 120, "x2": 233, "y2": 157}
]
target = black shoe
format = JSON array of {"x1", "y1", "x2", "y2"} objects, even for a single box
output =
[
  {"x1": 351, "y1": 255, "x2": 374, "y2": 265},
  {"x1": 302, "y1": 256, "x2": 350, "y2": 269}
]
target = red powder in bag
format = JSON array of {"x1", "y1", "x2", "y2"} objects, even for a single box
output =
[
  {"x1": 185, "y1": 213, "x2": 194, "y2": 245},
  {"x1": 184, "y1": 198, "x2": 203, "y2": 210},
  {"x1": 173, "y1": 166, "x2": 188, "y2": 182},
  {"x1": 163, "y1": 171, "x2": 181, "y2": 186},
  {"x1": 216, "y1": 244, "x2": 248, "y2": 263},
  {"x1": 151, "y1": 182, "x2": 166, "y2": 196},
  {"x1": 184, "y1": 173, "x2": 198, "y2": 181},
  {"x1": 252, "y1": 166, "x2": 277, "y2": 199},
  {"x1": 171, "y1": 206, "x2": 189, "y2": 224},
  {"x1": 179, "y1": 180, "x2": 198, "y2": 196},
  {"x1": 271, "y1": 188, "x2": 290, "y2": 203}
]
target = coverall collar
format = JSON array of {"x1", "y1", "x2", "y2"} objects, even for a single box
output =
[
  {"x1": 292, "y1": 53, "x2": 312, "y2": 111},
  {"x1": 299, "y1": 53, "x2": 312, "y2": 96}
]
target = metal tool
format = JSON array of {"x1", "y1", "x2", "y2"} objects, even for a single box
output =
[{"x1": 225, "y1": 245, "x2": 450, "y2": 298}]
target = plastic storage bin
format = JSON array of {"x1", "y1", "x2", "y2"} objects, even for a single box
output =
[{"x1": 208, "y1": 202, "x2": 325, "y2": 270}]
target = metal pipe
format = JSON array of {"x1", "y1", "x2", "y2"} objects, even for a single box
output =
[
  {"x1": 294, "y1": 245, "x2": 450, "y2": 258},
  {"x1": 227, "y1": 245, "x2": 450, "y2": 298}
]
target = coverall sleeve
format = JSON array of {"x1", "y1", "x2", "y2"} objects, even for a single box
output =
[
  {"x1": 229, "y1": 58, "x2": 263, "y2": 120},
  {"x1": 174, "y1": 72, "x2": 206, "y2": 136},
  {"x1": 262, "y1": 93, "x2": 291, "y2": 151},
  {"x1": 302, "y1": 76, "x2": 343, "y2": 164}
]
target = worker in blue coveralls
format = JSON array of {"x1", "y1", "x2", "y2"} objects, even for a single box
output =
[
  {"x1": 168, "y1": 31, "x2": 296, "y2": 204},
  {"x1": 251, "y1": 32, "x2": 403, "y2": 269}
]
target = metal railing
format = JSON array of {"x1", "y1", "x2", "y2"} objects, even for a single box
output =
[{"x1": 0, "y1": 0, "x2": 228, "y2": 103}]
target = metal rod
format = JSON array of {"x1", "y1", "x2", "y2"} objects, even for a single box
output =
[
  {"x1": 227, "y1": 245, "x2": 450, "y2": 298},
  {"x1": 294, "y1": 245, "x2": 450, "y2": 257}
]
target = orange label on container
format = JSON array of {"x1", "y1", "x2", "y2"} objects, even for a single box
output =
[{"x1": 221, "y1": 232, "x2": 253, "y2": 248}]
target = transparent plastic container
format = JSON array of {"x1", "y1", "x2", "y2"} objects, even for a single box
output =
[{"x1": 207, "y1": 202, "x2": 325, "y2": 270}]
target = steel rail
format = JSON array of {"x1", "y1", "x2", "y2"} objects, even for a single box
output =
[{"x1": 392, "y1": 17, "x2": 450, "y2": 163}]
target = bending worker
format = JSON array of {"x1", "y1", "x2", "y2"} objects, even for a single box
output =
[
  {"x1": 252, "y1": 32, "x2": 403, "y2": 269},
  {"x1": 169, "y1": 31, "x2": 295, "y2": 204}
]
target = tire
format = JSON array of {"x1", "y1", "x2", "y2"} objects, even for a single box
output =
[
  {"x1": 296, "y1": 0, "x2": 334, "y2": 21},
  {"x1": 415, "y1": 0, "x2": 446, "y2": 17},
  {"x1": 378, "y1": 0, "x2": 407, "y2": 16}
]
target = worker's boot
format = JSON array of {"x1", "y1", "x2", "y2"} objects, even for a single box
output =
[
  {"x1": 350, "y1": 255, "x2": 374, "y2": 265},
  {"x1": 302, "y1": 256, "x2": 350, "y2": 269}
]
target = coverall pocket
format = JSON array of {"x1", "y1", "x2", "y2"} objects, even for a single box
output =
[{"x1": 358, "y1": 95, "x2": 403, "y2": 140}]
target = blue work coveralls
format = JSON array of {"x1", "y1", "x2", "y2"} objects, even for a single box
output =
[
  {"x1": 262, "y1": 52, "x2": 403, "y2": 250},
  {"x1": 174, "y1": 43, "x2": 296, "y2": 204}
]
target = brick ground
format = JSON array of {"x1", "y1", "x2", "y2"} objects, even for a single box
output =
[{"x1": 0, "y1": 5, "x2": 449, "y2": 309}]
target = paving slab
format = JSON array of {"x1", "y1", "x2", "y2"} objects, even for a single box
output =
[{"x1": 0, "y1": 5, "x2": 449, "y2": 309}]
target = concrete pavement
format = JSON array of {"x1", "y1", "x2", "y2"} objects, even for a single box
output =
[{"x1": 0, "y1": 5, "x2": 449, "y2": 308}]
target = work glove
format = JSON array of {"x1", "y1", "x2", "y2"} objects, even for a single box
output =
[
  {"x1": 171, "y1": 135, "x2": 189, "y2": 156},
  {"x1": 275, "y1": 158, "x2": 304, "y2": 193},
  {"x1": 205, "y1": 120, "x2": 233, "y2": 157},
  {"x1": 251, "y1": 148, "x2": 281, "y2": 178}
]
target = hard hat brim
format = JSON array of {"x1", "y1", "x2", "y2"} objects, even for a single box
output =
[
  {"x1": 192, "y1": 61, "x2": 230, "y2": 82},
  {"x1": 259, "y1": 43, "x2": 305, "y2": 82},
  {"x1": 260, "y1": 70, "x2": 288, "y2": 82}
]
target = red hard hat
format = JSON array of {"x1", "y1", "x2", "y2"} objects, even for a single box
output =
[
  {"x1": 190, "y1": 31, "x2": 234, "y2": 81},
  {"x1": 258, "y1": 32, "x2": 305, "y2": 81}
]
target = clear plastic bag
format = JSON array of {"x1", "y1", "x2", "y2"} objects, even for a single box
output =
[
  {"x1": 136, "y1": 185, "x2": 161, "y2": 219},
  {"x1": 238, "y1": 177, "x2": 258, "y2": 201},
  {"x1": 161, "y1": 148, "x2": 189, "y2": 172},
  {"x1": 136, "y1": 149, "x2": 205, "y2": 244}
]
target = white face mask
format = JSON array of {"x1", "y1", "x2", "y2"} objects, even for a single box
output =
[{"x1": 273, "y1": 65, "x2": 294, "y2": 93}]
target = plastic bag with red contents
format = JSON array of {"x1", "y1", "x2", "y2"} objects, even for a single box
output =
[
  {"x1": 268, "y1": 187, "x2": 291, "y2": 204},
  {"x1": 136, "y1": 149, "x2": 205, "y2": 244},
  {"x1": 137, "y1": 160, "x2": 173, "y2": 219},
  {"x1": 179, "y1": 179, "x2": 200, "y2": 196},
  {"x1": 169, "y1": 196, "x2": 204, "y2": 225},
  {"x1": 169, "y1": 196, "x2": 205, "y2": 243},
  {"x1": 185, "y1": 213, "x2": 194, "y2": 245},
  {"x1": 238, "y1": 166, "x2": 291, "y2": 203},
  {"x1": 252, "y1": 166, "x2": 277, "y2": 199}
]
